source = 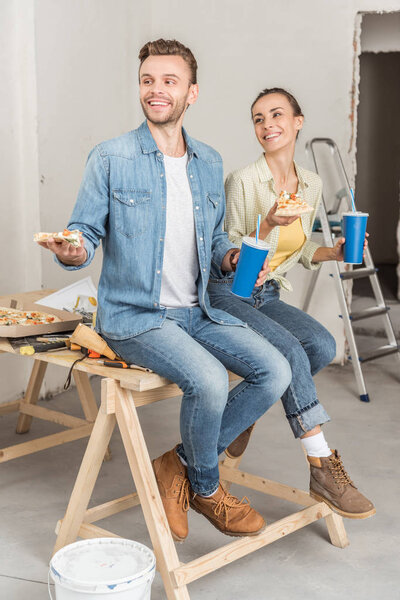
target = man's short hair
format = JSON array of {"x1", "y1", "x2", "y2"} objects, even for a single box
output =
[{"x1": 138, "y1": 39, "x2": 198, "y2": 84}]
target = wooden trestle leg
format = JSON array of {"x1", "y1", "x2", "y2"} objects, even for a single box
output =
[
  {"x1": 16, "y1": 360, "x2": 48, "y2": 433},
  {"x1": 53, "y1": 379, "x2": 116, "y2": 555},
  {"x1": 115, "y1": 383, "x2": 190, "y2": 599}
]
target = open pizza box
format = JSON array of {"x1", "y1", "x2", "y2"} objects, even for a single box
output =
[{"x1": 0, "y1": 294, "x2": 82, "y2": 338}]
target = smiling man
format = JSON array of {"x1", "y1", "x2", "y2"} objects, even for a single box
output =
[{"x1": 39, "y1": 39, "x2": 292, "y2": 542}]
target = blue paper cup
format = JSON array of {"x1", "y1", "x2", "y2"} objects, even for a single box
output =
[
  {"x1": 231, "y1": 237, "x2": 270, "y2": 298},
  {"x1": 341, "y1": 212, "x2": 368, "y2": 264}
]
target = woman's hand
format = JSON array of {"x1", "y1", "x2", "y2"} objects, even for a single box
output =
[
  {"x1": 265, "y1": 201, "x2": 300, "y2": 228},
  {"x1": 311, "y1": 233, "x2": 369, "y2": 263},
  {"x1": 255, "y1": 256, "x2": 271, "y2": 287}
]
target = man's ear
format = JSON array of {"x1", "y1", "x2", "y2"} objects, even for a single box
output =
[{"x1": 187, "y1": 83, "x2": 199, "y2": 107}]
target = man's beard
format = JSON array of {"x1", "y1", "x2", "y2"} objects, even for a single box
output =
[{"x1": 140, "y1": 95, "x2": 188, "y2": 126}]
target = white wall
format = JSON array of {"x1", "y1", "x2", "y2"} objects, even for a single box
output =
[
  {"x1": 0, "y1": 0, "x2": 42, "y2": 401},
  {"x1": 1, "y1": 0, "x2": 399, "y2": 402}
]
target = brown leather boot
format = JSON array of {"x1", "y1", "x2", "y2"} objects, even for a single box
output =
[
  {"x1": 190, "y1": 483, "x2": 266, "y2": 537},
  {"x1": 225, "y1": 423, "x2": 256, "y2": 459},
  {"x1": 308, "y1": 450, "x2": 376, "y2": 519},
  {"x1": 152, "y1": 447, "x2": 190, "y2": 542}
]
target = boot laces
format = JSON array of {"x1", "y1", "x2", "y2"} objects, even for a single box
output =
[
  {"x1": 328, "y1": 453, "x2": 353, "y2": 486},
  {"x1": 214, "y1": 490, "x2": 250, "y2": 527},
  {"x1": 176, "y1": 475, "x2": 190, "y2": 512}
]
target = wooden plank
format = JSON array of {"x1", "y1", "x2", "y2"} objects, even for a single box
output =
[
  {"x1": 18, "y1": 403, "x2": 88, "y2": 429},
  {"x1": 83, "y1": 493, "x2": 140, "y2": 523},
  {"x1": 53, "y1": 380, "x2": 116, "y2": 555},
  {"x1": 115, "y1": 383, "x2": 189, "y2": 600},
  {"x1": 16, "y1": 360, "x2": 48, "y2": 433},
  {"x1": 0, "y1": 399, "x2": 21, "y2": 416},
  {"x1": 78, "y1": 522, "x2": 121, "y2": 540},
  {"x1": 119, "y1": 383, "x2": 181, "y2": 408},
  {"x1": 219, "y1": 465, "x2": 316, "y2": 507},
  {"x1": 325, "y1": 511, "x2": 349, "y2": 548},
  {"x1": 73, "y1": 371, "x2": 98, "y2": 422},
  {"x1": 74, "y1": 370, "x2": 111, "y2": 461},
  {"x1": 172, "y1": 502, "x2": 330, "y2": 587},
  {"x1": 0, "y1": 424, "x2": 93, "y2": 462}
]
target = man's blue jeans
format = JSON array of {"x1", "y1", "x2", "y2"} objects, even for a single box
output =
[
  {"x1": 103, "y1": 307, "x2": 291, "y2": 496},
  {"x1": 208, "y1": 279, "x2": 334, "y2": 438}
]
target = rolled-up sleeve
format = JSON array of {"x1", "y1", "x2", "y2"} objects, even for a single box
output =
[
  {"x1": 298, "y1": 180, "x2": 323, "y2": 271},
  {"x1": 55, "y1": 146, "x2": 109, "y2": 271}
]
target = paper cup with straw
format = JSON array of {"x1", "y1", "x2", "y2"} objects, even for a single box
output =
[
  {"x1": 232, "y1": 215, "x2": 269, "y2": 298},
  {"x1": 341, "y1": 189, "x2": 368, "y2": 264}
]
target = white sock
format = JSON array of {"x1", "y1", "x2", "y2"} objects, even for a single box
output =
[
  {"x1": 301, "y1": 431, "x2": 332, "y2": 457},
  {"x1": 199, "y1": 489, "x2": 217, "y2": 498},
  {"x1": 176, "y1": 451, "x2": 187, "y2": 466}
]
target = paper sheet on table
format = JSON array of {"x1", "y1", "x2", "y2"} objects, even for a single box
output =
[{"x1": 35, "y1": 277, "x2": 98, "y2": 312}]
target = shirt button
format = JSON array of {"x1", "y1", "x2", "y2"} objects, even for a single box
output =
[
  {"x1": 157, "y1": 270, "x2": 160, "y2": 274},
  {"x1": 190, "y1": 174, "x2": 193, "y2": 178},
  {"x1": 157, "y1": 152, "x2": 162, "y2": 157},
  {"x1": 199, "y1": 237, "x2": 203, "y2": 241},
  {"x1": 160, "y1": 238, "x2": 164, "y2": 242},
  {"x1": 154, "y1": 302, "x2": 158, "y2": 307},
  {"x1": 160, "y1": 173, "x2": 164, "y2": 178},
  {"x1": 195, "y1": 206, "x2": 199, "y2": 210},
  {"x1": 130, "y1": 199, "x2": 134, "y2": 204},
  {"x1": 202, "y1": 268, "x2": 206, "y2": 272}
]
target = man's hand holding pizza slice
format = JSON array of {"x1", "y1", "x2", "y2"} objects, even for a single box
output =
[{"x1": 35, "y1": 229, "x2": 87, "y2": 266}]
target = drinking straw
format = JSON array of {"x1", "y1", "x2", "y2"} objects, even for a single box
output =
[
  {"x1": 350, "y1": 188, "x2": 356, "y2": 212},
  {"x1": 256, "y1": 214, "x2": 261, "y2": 245}
]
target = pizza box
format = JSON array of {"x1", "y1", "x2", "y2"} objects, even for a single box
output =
[{"x1": 0, "y1": 302, "x2": 82, "y2": 338}]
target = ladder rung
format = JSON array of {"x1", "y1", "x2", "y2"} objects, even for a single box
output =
[
  {"x1": 359, "y1": 344, "x2": 400, "y2": 363},
  {"x1": 340, "y1": 268, "x2": 377, "y2": 280},
  {"x1": 350, "y1": 306, "x2": 389, "y2": 322}
]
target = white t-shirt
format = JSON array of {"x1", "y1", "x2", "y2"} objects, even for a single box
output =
[{"x1": 159, "y1": 153, "x2": 200, "y2": 308}]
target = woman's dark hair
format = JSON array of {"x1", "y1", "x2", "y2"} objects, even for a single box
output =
[{"x1": 251, "y1": 87, "x2": 304, "y2": 138}]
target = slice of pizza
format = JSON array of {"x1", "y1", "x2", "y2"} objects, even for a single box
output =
[
  {"x1": 0, "y1": 306, "x2": 61, "y2": 326},
  {"x1": 33, "y1": 229, "x2": 82, "y2": 247},
  {"x1": 274, "y1": 191, "x2": 313, "y2": 217}
]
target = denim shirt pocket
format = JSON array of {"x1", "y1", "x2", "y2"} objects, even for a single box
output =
[{"x1": 112, "y1": 189, "x2": 152, "y2": 238}]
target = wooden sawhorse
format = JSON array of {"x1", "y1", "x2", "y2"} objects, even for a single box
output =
[{"x1": 54, "y1": 377, "x2": 349, "y2": 599}]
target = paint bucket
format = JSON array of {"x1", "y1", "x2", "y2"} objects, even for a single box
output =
[{"x1": 49, "y1": 538, "x2": 155, "y2": 600}]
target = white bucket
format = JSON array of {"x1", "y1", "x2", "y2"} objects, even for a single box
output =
[{"x1": 49, "y1": 538, "x2": 155, "y2": 600}]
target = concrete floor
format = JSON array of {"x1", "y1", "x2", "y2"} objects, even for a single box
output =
[{"x1": 0, "y1": 345, "x2": 399, "y2": 599}]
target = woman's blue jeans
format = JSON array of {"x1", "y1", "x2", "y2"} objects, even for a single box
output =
[
  {"x1": 103, "y1": 306, "x2": 291, "y2": 496},
  {"x1": 208, "y1": 279, "x2": 334, "y2": 438}
]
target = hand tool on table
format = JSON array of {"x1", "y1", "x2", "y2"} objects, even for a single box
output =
[{"x1": 96, "y1": 359, "x2": 151, "y2": 371}]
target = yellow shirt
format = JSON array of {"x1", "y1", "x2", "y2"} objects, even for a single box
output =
[
  {"x1": 269, "y1": 218, "x2": 306, "y2": 271},
  {"x1": 224, "y1": 154, "x2": 322, "y2": 291}
]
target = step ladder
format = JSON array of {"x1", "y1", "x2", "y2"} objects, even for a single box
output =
[{"x1": 304, "y1": 138, "x2": 399, "y2": 402}]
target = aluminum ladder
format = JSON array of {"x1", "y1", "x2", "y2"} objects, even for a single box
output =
[{"x1": 304, "y1": 137, "x2": 399, "y2": 402}]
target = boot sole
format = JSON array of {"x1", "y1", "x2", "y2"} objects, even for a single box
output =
[
  {"x1": 224, "y1": 448, "x2": 245, "y2": 460},
  {"x1": 310, "y1": 490, "x2": 376, "y2": 519},
  {"x1": 151, "y1": 459, "x2": 188, "y2": 543},
  {"x1": 190, "y1": 501, "x2": 266, "y2": 537}
]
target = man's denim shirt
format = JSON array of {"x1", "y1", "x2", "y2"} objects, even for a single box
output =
[{"x1": 58, "y1": 121, "x2": 243, "y2": 340}]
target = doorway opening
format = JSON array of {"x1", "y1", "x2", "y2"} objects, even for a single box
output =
[{"x1": 354, "y1": 12, "x2": 400, "y2": 303}]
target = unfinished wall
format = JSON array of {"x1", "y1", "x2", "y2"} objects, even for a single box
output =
[
  {"x1": 0, "y1": 0, "x2": 42, "y2": 402},
  {"x1": 1, "y1": 0, "x2": 399, "y2": 402}
]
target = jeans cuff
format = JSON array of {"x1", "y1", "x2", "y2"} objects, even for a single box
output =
[
  {"x1": 286, "y1": 402, "x2": 330, "y2": 438},
  {"x1": 177, "y1": 444, "x2": 220, "y2": 496}
]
